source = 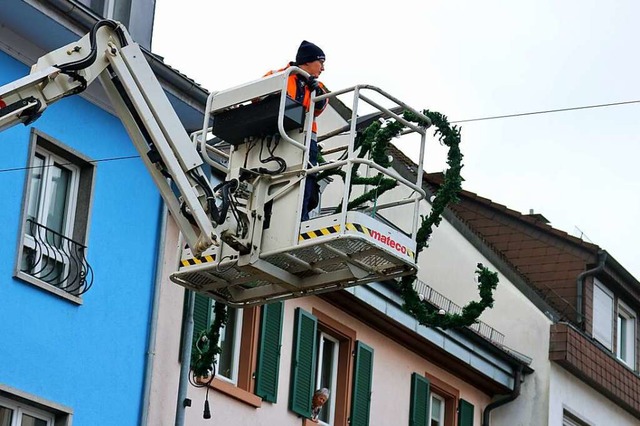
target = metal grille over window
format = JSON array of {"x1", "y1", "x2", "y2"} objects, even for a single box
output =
[
  {"x1": 17, "y1": 136, "x2": 96, "y2": 299},
  {"x1": 21, "y1": 219, "x2": 94, "y2": 295}
]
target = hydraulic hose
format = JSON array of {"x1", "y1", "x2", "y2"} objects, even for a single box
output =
[{"x1": 56, "y1": 19, "x2": 127, "y2": 72}]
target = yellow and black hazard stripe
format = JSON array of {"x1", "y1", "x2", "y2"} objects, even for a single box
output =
[
  {"x1": 345, "y1": 222, "x2": 370, "y2": 236},
  {"x1": 299, "y1": 224, "x2": 341, "y2": 241},
  {"x1": 181, "y1": 254, "x2": 216, "y2": 267},
  {"x1": 299, "y1": 223, "x2": 370, "y2": 241},
  {"x1": 298, "y1": 223, "x2": 370, "y2": 240}
]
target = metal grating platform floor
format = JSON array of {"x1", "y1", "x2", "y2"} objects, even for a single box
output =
[{"x1": 170, "y1": 235, "x2": 416, "y2": 307}]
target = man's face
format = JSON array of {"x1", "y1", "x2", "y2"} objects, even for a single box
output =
[{"x1": 301, "y1": 59, "x2": 325, "y2": 78}]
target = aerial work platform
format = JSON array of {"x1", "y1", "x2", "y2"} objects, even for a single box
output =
[
  {"x1": 0, "y1": 19, "x2": 429, "y2": 307},
  {"x1": 170, "y1": 68, "x2": 430, "y2": 306},
  {"x1": 171, "y1": 210, "x2": 417, "y2": 306}
]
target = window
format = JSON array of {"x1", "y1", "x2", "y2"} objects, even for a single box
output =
[
  {"x1": 289, "y1": 308, "x2": 369, "y2": 426},
  {"x1": 315, "y1": 332, "x2": 339, "y2": 425},
  {"x1": 192, "y1": 295, "x2": 242, "y2": 383},
  {"x1": 22, "y1": 151, "x2": 78, "y2": 285},
  {"x1": 409, "y1": 373, "x2": 464, "y2": 426},
  {"x1": 217, "y1": 307, "x2": 243, "y2": 382},
  {"x1": 0, "y1": 396, "x2": 54, "y2": 426},
  {"x1": 593, "y1": 279, "x2": 614, "y2": 350},
  {"x1": 562, "y1": 408, "x2": 590, "y2": 426},
  {"x1": 592, "y1": 278, "x2": 638, "y2": 369},
  {"x1": 0, "y1": 389, "x2": 71, "y2": 426},
  {"x1": 87, "y1": 0, "x2": 132, "y2": 26},
  {"x1": 617, "y1": 301, "x2": 636, "y2": 368},
  {"x1": 16, "y1": 130, "x2": 95, "y2": 301},
  {"x1": 191, "y1": 293, "x2": 276, "y2": 407},
  {"x1": 429, "y1": 393, "x2": 445, "y2": 426},
  {"x1": 0, "y1": 384, "x2": 73, "y2": 426}
]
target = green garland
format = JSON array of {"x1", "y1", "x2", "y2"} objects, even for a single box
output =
[
  {"x1": 398, "y1": 110, "x2": 499, "y2": 328},
  {"x1": 191, "y1": 300, "x2": 228, "y2": 378},
  {"x1": 324, "y1": 109, "x2": 500, "y2": 329},
  {"x1": 400, "y1": 263, "x2": 499, "y2": 328}
]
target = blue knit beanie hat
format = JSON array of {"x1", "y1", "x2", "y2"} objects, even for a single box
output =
[{"x1": 296, "y1": 40, "x2": 325, "y2": 65}]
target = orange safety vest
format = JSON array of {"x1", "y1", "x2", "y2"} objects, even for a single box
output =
[{"x1": 264, "y1": 63, "x2": 327, "y2": 133}]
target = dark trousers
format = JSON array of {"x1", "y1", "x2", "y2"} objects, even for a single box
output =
[{"x1": 301, "y1": 138, "x2": 319, "y2": 221}]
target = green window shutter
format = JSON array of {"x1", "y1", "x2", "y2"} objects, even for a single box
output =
[
  {"x1": 350, "y1": 341, "x2": 374, "y2": 426},
  {"x1": 193, "y1": 293, "x2": 212, "y2": 336},
  {"x1": 409, "y1": 373, "x2": 430, "y2": 426},
  {"x1": 458, "y1": 399, "x2": 474, "y2": 426},
  {"x1": 289, "y1": 308, "x2": 318, "y2": 417},
  {"x1": 179, "y1": 291, "x2": 211, "y2": 361},
  {"x1": 255, "y1": 301, "x2": 284, "y2": 402}
]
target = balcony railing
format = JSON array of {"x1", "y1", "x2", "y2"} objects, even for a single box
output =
[
  {"x1": 22, "y1": 219, "x2": 93, "y2": 296},
  {"x1": 413, "y1": 279, "x2": 505, "y2": 345}
]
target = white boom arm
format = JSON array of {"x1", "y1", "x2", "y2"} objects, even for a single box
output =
[{"x1": 0, "y1": 20, "x2": 224, "y2": 256}]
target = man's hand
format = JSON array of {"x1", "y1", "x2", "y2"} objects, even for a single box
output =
[{"x1": 306, "y1": 76, "x2": 320, "y2": 91}]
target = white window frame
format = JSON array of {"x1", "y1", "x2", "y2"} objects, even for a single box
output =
[
  {"x1": 562, "y1": 408, "x2": 591, "y2": 426},
  {"x1": 617, "y1": 300, "x2": 636, "y2": 369},
  {"x1": 22, "y1": 148, "x2": 80, "y2": 285},
  {"x1": 215, "y1": 307, "x2": 243, "y2": 384},
  {"x1": 92, "y1": 0, "x2": 131, "y2": 26},
  {"x1": 0, "y1": 395, "x2": 55, "y2": 426},
  {"x1": 592, "y1": 279, "x2": 614, "y2": 350},
  {"x1": 15, "y1": 129, "x2": 96, "y2": 303},
  {"x1": 429, "y1": 393, "x2": 446, "y2": 426},
  {"x1": 315, "y1": 332, "x2": 339, "y2": 426},
  {"x1": 103, "y1": 0, "x2": 116, "y2": 18}
]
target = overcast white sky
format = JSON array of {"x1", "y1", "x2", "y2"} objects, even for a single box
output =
[{"x1": 153, "y1": 0, "x2": 640, "y2": 279}]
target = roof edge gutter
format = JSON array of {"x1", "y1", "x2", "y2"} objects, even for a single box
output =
[
  {"x1": 39, "y1": 0, "x2": 209, "y2": 109},
  {"x1": 576, "y1": 250, "x2": 607, "y2": 327},
  {"x1": 482, "y1": 365, "x2": 523, "y2": 426}
]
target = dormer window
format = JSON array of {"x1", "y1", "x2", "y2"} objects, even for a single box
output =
[
  {"x1": 617, "y1": 301, "x2": 636, "y2": 369},
  {"x1": 592, "y1": 278, "x2": 637, "y2": 370}
]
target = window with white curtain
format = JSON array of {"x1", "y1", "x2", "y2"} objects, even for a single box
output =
[
  {"x1": 617, "y1": 301, "x2": 636, "y2": 368},
  {"x1": 429, "y1": 393, "x2": 445, "y2": 426},
  {"x1": 16, "y1": 131, "x2": 95, "y2": 299},
  {"x1": 215, "y1": 307, "x2": 243, "y2": 383},
  {"x1": 315, "y1": 332, "x2": 339, "y2": 425},
  {"x1": 21, "y1": 149, "x2": 79, "y2": 287}
]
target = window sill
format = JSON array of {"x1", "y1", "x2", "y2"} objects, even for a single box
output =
[
  {"x1": 14, "y1": 272, "x2": 83, "y2": 305},
  {"x1": 615, "y1": 355, "x2": 637, "y2": 372},
  {"x1": 197, "y1": 377, "x2": 262, "y2": 408}
]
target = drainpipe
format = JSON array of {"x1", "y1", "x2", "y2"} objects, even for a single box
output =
[
  {"x1": 175, "y1": 289, "x2": 195, "y2": 426},
  {"x1": 576, "y1": 250, "x2": 607, "y2": 328},
  {"x1": 482, "y1": 366, "x2": 523, "y2": 426},
  {"x1": 139, "y1": 201, "x2": 168, "y2": 425}
]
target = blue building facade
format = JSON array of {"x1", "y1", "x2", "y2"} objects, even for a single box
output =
[{"x1": 0, "y1": 1, "x2": 165, "y2": 424}]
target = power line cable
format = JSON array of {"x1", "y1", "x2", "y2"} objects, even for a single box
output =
[
  {"x1": 0, "y1": 154, "x2": 140, "y2": 174},
  {"x1": 1, "y1": 98, "x2": 639, "y2": 173},
  {"x1": 450, "y1": 99, "x2": 640, "y2": 124}
]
